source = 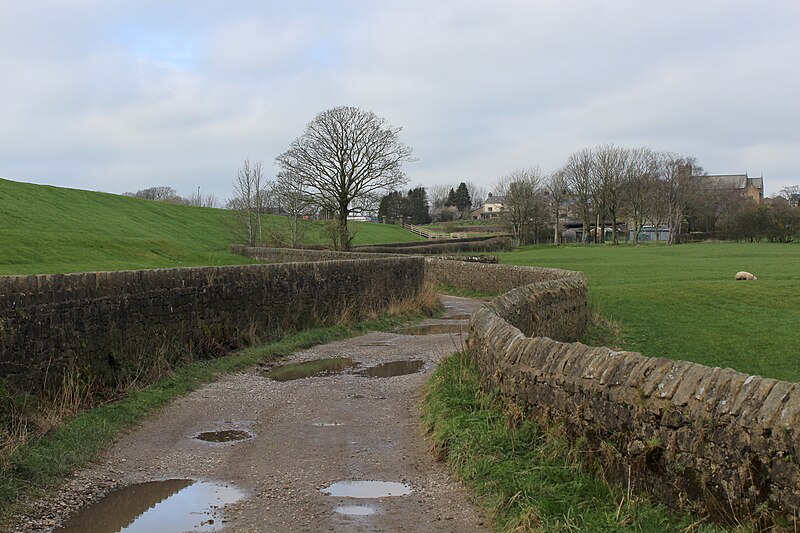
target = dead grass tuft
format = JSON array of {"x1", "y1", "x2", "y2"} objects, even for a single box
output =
[
  {"x1": 582, "y1": 310, "x2": 624, "y2": 350},
  {"x1": 1, "y1": 365, "x2": 96, "y2": 469}
]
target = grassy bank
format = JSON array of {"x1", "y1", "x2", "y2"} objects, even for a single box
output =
[
  {"x1": 0, "y1": 311, "x2": 427, "y2": 523},
  {"x1": 423, "y1": 352, "x2": 729, "y2": 532},
  {"x1": 496, "y1": 243, "x2": 800, "y2": 382},
  {"x1": 0, "y1": 178, "x2": 422, "y2": 275}
]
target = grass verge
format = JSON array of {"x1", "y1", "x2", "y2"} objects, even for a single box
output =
[
  {"x1": 422, "y1": 352, "x2": 732, "y2": 532},
  {"x1": 0, "y1": 312, "x2": 422, "y2": 523}
]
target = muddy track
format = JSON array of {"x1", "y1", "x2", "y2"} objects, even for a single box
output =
[{"x1": 16, "y1": 296, "x2": 489, "y2": 533}]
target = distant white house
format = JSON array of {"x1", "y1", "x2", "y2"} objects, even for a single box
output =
[{"x1": 469, "y1": 192, "x2": 505, "y2": 220}]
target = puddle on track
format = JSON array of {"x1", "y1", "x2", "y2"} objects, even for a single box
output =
[
  {"x1": 263, "y1": 357, "x2": 357, "y2": 381},
  {"x1": 357, "y1": 342, "x2": 396, "y2": 347},
  {"x1": 195, "y1": 429, "x2": 253, "y2": 443},
  {"x1": 53, "y1": 479, "x2": 244, "y2": 533},
  {"x1": 321, "y1": 480, "x2": 413, "y2": 498},
  {"x1": 357, "y1": 360, "x2": 425, "y2": 378},
  {"x1": 312, "y1": 422, "x2": 345, "y2": 427},
  {"x1": 335, "y1": 505, "x2": 378, "y2": 516},
  {"x1": 396, "y1": 324, "x2": 466, "y2": 336},
  {"x1": 444, "y1": 313, "x2": 472, "y2": 320}
]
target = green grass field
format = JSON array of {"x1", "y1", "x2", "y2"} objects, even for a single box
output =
[
  {"x1": 496, "y1": 243, "x2": 800, "y2": 382},
  {"x1": 0, "y1": 179, "x2": 422, "y2": 275}
]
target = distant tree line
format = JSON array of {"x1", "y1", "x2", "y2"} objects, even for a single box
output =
[
  {"x1": 124, "y1": 186, "x2": 219, "y2": 208},
  {"x1": 384, "y1": 145, "x2": 798, "y2": 246},
  {"x1": 493, "y1": 145, "x2": 800, "y2": 245},
  {"x1": 219, "y1": 103, "x2": 798, "y2": 249},
  {"x1": 716, "y1": 195, "x2": 800, "y2": 243}
]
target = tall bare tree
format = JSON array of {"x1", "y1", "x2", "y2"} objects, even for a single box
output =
[
  {"x1": 648, "y1": 178, "x2": 669, "y2": 242},
  {"x1": 660, "y1": 153, "x2": 702, "y2": 244},
  {"x1": 623, "y1": 147, "x2": 659, "y2": 244},
  {"x1": 230, "y1": 158, "x2": 266, "y2": 247},
  {"x1": 546, "y1": 169, "x2": 571, "y2": 245},
  {"x1": 563, "y1": 148, "x2": 595, "y2": 243},
  {"x1": 495, "y1": 167, "x2": 546, "y2": 245},
  {"x1": 594, "y1": 144, "x2": 626, "y2": 244},
  {"x1": 275, "y1": 106, "x2": 414, "y2": 250}
]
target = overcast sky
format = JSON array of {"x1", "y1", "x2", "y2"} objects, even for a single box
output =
[{"x1": 1, "y1": 1, "x2": 798, "y2": 201}]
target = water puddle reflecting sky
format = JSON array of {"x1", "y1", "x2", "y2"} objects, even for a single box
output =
[
  {"x1": 263, "y1": 357, "x2": 357, "y2": 381},
  {"x1": 357, "y1": 360, "x2": 425, "y2": 378},
  {"x1": 321, "y1": 480, "x2": 413, "y2": 498},
  {"x1": 194, "y1": 430, "x2": 253, "y2": 443},
  {"x1": 53, "y1": 479, "x2": 244, "y2": 533}
]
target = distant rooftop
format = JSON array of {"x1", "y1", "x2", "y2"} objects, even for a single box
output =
[{"x1": 695, "y1": 173, "x2": 763, "y2": 191}]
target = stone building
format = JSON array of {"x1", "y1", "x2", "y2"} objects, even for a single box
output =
[
  {"x1": 682, "y1": 164, "x2": 764, "y2": 203},
  {"x1": 469, "y1": 192, "x2": 506, "y2": 219}
]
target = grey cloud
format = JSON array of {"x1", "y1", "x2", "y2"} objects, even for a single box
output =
[{"x1": 1, "y1": 1, "x2": 798, "y2": 198}]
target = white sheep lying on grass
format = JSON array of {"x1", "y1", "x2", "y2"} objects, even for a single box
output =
[{"x1": 735, "y1": 271, "x2": 757, "y2": 281}]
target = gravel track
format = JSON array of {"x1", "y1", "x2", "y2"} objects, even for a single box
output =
[{"x1": 14, "y1": 296, "x2": 489, "y2": 533}]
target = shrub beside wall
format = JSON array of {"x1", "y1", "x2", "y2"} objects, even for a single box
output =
[
  {"x1": 463, "y1": 265, "x2": 799, "y2": 524},
  {"x1": 0, "y1": 257, "x2": 424, "y2": 390}
]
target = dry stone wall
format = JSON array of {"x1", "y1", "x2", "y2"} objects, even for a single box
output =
[
  {"x1": 357, "y1": 236, "x2": 512, "y2": 255},
  {"x1": 0, "y1": 257, "x2": 424, "y2": 390},
  {"x1": 355, "y1": 235, "x2": 502, "y2": 249},
  {"x1": 425, "y1": 258, "x2": 578, "y2": 294},
  {"x1": 460, "y1": 261, "x2": 799, "y2": 523},
  {"x1": 230, "y1": 244, "x2": 395, "y2": 262}
]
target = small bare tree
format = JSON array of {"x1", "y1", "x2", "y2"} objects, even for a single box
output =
[
  {"x1": 187, "y1": 188, "x2": 219, "y2": 208},
  {"x1": 230, "y1": 158, "x2": 266, "y2": 247},
  {"x1": 125, "y1": 186, "x2": 179, "y2": 201},
  {"x1": 427, "y1": 184, "x2": 451, "y2": 208},
  {"x1": 275, "y1": 106, "x2": 414, "y2": 250},
  {"x1": 465, "y1": 181, "x2": 486, "y2": 210},
  {"x1": 269, "y1": 171, "x2": 312, "y2": 248},
  {"x1": 563, "y1": 148, "x2": 595, "y2": 243},
  {"x1": 495, "y1": 167, "x2": 546, "y2": 246},
  {"x1": 780, "y1": 185, "x2": 800, "y2": 207}
]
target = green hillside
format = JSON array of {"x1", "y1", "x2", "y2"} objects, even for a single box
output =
[{"x1": 0, "y1": 178, "x2": 422, "y2": 275}]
